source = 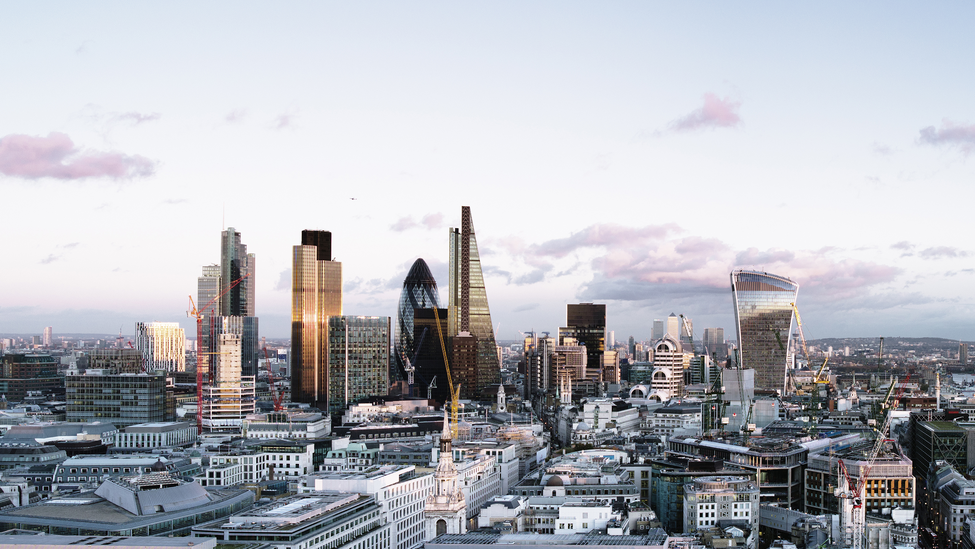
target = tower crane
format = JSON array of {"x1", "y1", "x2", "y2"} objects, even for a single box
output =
[
  {"x1": 678, "y1": 314, "x2": 694, "y2": 353},
  {"x1": 263, "y1": 346, "x2": 283, "y2": 412},
  {"x1": 837, "y1": 373, "x2": 910, "y2": 549},
  {"x1": 399, "y1": 327, "x2": 428, "y2": 398},
  {"x1": 790, "y1": 302, "x2": 808, "y2": 361},
  {"x1": 432, "y1": 307, "x2": 461, "y2": 438},
  {"x1": 187, "y1": 274, "x2": 249, "y2": 435}
]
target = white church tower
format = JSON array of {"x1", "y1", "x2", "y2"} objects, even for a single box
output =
[
  {"x1": 497, "y1": 383, "x2": 506, "y2": 412},
  {"x1": 425, "y1": 408, "x2": 467, "y2": 540}
]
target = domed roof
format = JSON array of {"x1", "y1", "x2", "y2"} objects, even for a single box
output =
[
  {"x1": 151, "y1": 459, "x2": 167, "y2": 472},
  {"x1": 404, "y1": 258, "x2": 438, "y2": 286}
]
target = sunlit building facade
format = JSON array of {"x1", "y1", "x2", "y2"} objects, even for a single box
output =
[
  {"x1": 202, "y1": 332, "x2": 256, "y2": 431},
  {"x1": 730, "y1": 270, "x2": 798, "y2": 392},
  {"x1": 447, "y1": 206, "x2": 500, "y2": 398},
  {"x1": 292, "y1": 230, "x2": 343, "y2": 410},
  {"x1": 394, "y1": 258, "x2": 442, "y2": 389},
  {"x1": 559, "y1": 303, "x2": 606, "y2": 383},
  {"x1": 135, "y1": 322, "x2": 185, "y2": 372}
]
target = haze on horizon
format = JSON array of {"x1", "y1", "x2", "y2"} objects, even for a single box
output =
[{"x1": 2, "y1": 3, "x2": 974, "y2": 343}]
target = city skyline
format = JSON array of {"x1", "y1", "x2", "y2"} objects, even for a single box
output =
[{"x1": 3, "y1": 3, "x2": 975, "y2": 341}]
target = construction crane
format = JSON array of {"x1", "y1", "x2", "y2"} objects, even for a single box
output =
[
  {"x1": 427, "y1": 376, "x2": 437, "y2": 400},
  {"x1": 837, "y1": 373, "x2": 911, "y2": 549},
  {"x1": 399, "y1": 327, "x2": 428, "y2": 398},
  {"x1": 808, "y1": 357, "x2": 830, "y2": 436},
  {"x1": 878, "y1": 336, "x2": 885, "y2": 370},
  {"x1": 678, "y1": 314, "x2": 694, "y2": 354},
  {"x1": 790, "y1": 302, "x2": 809, "y2": 363},
  {"x1": 432, "y1": 307, "x2": 461, "y2": 438},
  {"x1": 263, "y1": 346, "x2": 283, "y2": 412},
  {"x1": 187, "y1": 274, "x2": 249, "y2": 435}
]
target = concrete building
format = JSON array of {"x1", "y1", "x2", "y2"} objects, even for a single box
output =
[
  {"x1": 649, "y1": 335, "x2": 688, "y2": 402},
  {"x1": 201, "y1": 332, "x2": 256, "y2": 432},
  {"x1": 805, "y1": 440, "x2": 914, "y2": 518},
  {"x1": 512, "y1": 450, "x2": 638, "y2": 503},
  {"x1": 300, "y1": 464, "x2": 433, "y2": 549},
  {"x1": 86, "y1": 348, "x2": 143, "y2": 374},
  {"x1": 683, "y1": 476, "x2": 759, "y2": 535},
  {"x1": 0, "y1": 442, "x2": 67, "y2": 471},
  {"x1": 0, "y1": 534, "x2": 216, "y2": 548},
  {"x1": 193, "y1": 491, "x2": 386, "y2": 549},
  {"x1": 645, "y1": 403, "x2": 703, "y2": 437},
  {"x1": 243, "y1": 410, "x2": 330, "y2": 439},
  {"x1": 195, "y1": 439, "x2": 315, "y2": 486},
  {"x1": 0, "y1": 472, "x2": 252, "y2": 536},
  {"x1": 668, "y1": 435, "x2": 806, "y2": 509},
  {"x1": 114, "y1": 422, "x2": 197, "y2": 451}
]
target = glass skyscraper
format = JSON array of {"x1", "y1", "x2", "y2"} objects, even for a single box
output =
[
  {"x1": 291, "y1": 230, "x2": 342, "y2": 410},
  {"x1": 393, "y1": 258, "x2": 442, "y2": 388},
  {"x1": 730, "y1": 270, "x2": 798, "y2": 393},
  {"x1": 448, "y1": 206, "x2": 500, "y2": 398},
  {"x1": 327, "y1": 315, "x2": 390, "y2": 415}
]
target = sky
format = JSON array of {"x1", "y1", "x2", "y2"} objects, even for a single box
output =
[{"x1": 2, "y1": 2, "x2": 975, "y2": 343}]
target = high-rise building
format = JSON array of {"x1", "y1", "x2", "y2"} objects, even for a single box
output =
[
  {"x1": 447, "y1": 207, "x2": 500, "y2": 398},
  {"x1": 394, "y1": 259, "x2": 442, "y2": 390},
  {"x1": 291, "y1": 230, "x2": 342, "y2": 410},
  {"x1": 702, "y1": 328, "x2": 726, "y2": 361},
  {"x1": 730, "y1": 270, "x2": 799, "y2": 393},
  {"x1": 220, "y1": 227, "x2": 255, "y2": 317},
  {"x1": 326, "y1": 316, "x2": 390, "y2": 415},
  {"x1": 201, "y1": 332, "x2": 256, "y2": 431},
  {"x1": 666, "y1": 313, "x2": 680, "y2": 340},
  {"x1": 961, "y1": 343, "x2": 969, "y2": 366},
  {"x1": 560, "y1": 303, "x2": 606, "y2": 384},
  {"x1": 649, "y1": 335, "x2": 687, "y2": 402},
  {"x1": 652, "y1": 319, "x2": 664, "y2": 341},
  {"x1": 135, "y1": 322, "x2": 186, "y2": 372},
  {"x1": 42, "y1": 327, "x2": 52, "y2": 347},
  {"x1": 197, "y1": 265, "x2": 221, "y2": 318}
]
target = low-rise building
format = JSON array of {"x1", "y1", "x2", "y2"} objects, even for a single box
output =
[
  {"x1": 645, "y1": 403, "x2": 702, "y2": 437},
  {"x1": 196, "y1": 438, "x2": 315, "y2": 487},
  {"x1": 0, "y1": 534, "x2": 217, "y2": 549},
  {"x1": 683, "y1": 476, "x2": 759, "y2": 534},
  {"x1": 114, "y1": 422, "x2": 196, "y2": 451},
  {"x1": 512, "y1": 449, "x2": 638, "y2": 503},
  {"x1": 243, "y1": 410, "x2": 330, "y2": 439},
  {"x1": 299, "y1": 464, "x2": 433, "y2": 549},
  {"x1": 193, "y1": 491, "x2": 388, "y2": 549},
  {"x1": 0, "y1": 442, "x2": 67, "y2": 471}
]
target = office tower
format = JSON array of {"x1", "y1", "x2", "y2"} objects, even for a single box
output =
[
  {"x1": 413, "y1": 308, "x2": 450, "y2": 403},
  {"x1": 666, "y1": 313, "x2": 680, "y2": 340},
  {"x1": 602, "y1": 350, "x2": 620, "y2": 384},
  {"x1": 394, "y1": 258, "x2": 442, "y2": 390},
  {"x1": 203, "y1": 315, "x2": 259, "y2": 381},
  {"x1": 560, "y1": 303, "x2": 606, "y2": 383},
  {"x1": 220, "y1": 227, "x2": 255, "y2": 317},
  {"x1": 447, "y1": 206, "x2": 500, "y2": 397},
  {"x1": 703, "y1": 328, "x2": 726, "y2": 361},
  {"x1": 42, "y1": 327, "x2": 52, "y2": 347},
  {"x1": 0, "y1": 353, "x2": 61, "y2": 401},
  {"x1": 961, "y1": 343, "x2": 969, "y2": 366},
  {"x1": 607, "y1": 330, "x2": 615, "y2": 349},
  {"x1": 327, "y1": 316, "x2": 390, "y2": 415},
  {"x1": 135, "y1": 322, "x2": 186, "y2": 372},
  {"x1": 524, "y1": 332, "x2": 557, "y2": 406},
  {"x1": 66, "y1": 372, "x2": 168, "y2": 426},
  {"x1": 628, "y1": 336, "x2": 636, "y2": 359},
  {"x1": 651, "y1": 319, "x2": 664, "y2": 341},
  {"x1": 730, "y1": 270, "x2": 799, "y2": 392},
  {"x1": 201, "y1": 332, "x2": 256, "y2": 431},
  {"x1": 649, "y1": 335, "x2": 685, "y2": 401},
  {"x1": 291, "y1": 230, "x2": 342, "y2": 410},
  {"x1": 197, "y1": 265, "x2": 221, "y2": 317}
]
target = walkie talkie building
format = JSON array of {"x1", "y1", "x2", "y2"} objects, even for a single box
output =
[{"x1": 730, "y1": 270, "x2": 798, "y2": 393}]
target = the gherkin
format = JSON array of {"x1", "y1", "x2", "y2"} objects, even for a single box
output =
[{"x1": 393, "y1": 258, "x2": 442, "y2": 388}]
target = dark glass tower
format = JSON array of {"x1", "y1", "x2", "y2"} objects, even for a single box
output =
[
  {"x1": 560, "y1": 303, "x2": 606, "y2": 383},
  {"x1": 730, "y1": 270, "x2": 798, "y2": 392},
  {"x1": 393, "y1": 259, "x2": 442, "y2": 389}
]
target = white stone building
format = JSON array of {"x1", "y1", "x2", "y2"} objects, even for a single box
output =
[
  {"x1": 683, "y1": 476, "x2": 759, "y2": 538},
  {"x1": 425, "y1": 411, "x2": 466, "y2": 540}
]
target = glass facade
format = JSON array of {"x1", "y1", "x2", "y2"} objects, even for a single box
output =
[
  {"x1": 448, "y1": 207, "x2": 500, "y2": 398},
  {"x1": 730, "y1": 270, "x2": 798, "y2": 392},
  {"x1": 561, "y1": 303, "x2": 606, "y2": 383},
  {"x1": 220, "y1": 227, "x2": 255, "y2": 317},
  {"x1": 393, "y1": 258, "x2": 442, "y2": 387},
  {"x1": 135, "y1": 322, "x2": 186, "y2": 373},
  {"x1": 291, "y1": 231, "x2": 342, "y2": 410},
  {"x1": 327, "y1": 316, "x2": 390, "y2": 415}
]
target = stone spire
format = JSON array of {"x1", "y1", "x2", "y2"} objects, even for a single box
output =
[{"x1": 426, "y1": 406, "x2": 466, "y2": 540}]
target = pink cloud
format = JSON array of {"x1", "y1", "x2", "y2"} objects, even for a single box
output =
[
  {"x1": 421, "y1": 213, "x2": 444, "y2": 229},
  {"x1": 0, "y1": 132, "x2": 155, "y2": 180},
  {"x1": 919, "y1": 120, "x2": 975, "y2": 153},
  {"x1": 670, "y1": 93, "x2": 742, "y2": 132},
  {"x1": 532, "y1": 223, "x2": 679, "y2": 258}
]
